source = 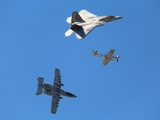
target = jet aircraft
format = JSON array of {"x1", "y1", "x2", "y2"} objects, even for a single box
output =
[
  {"x1": 92, "y1": 49, "x2": 120, "y2": 65},
  {"x1": 35, "y1": 68, "x2": 77, "y2": 114},
  {"x1": 65, "y1": 9, "x2": 122, "y2": 39}
]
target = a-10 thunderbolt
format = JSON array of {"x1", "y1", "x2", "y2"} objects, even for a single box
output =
[
  {"x1": 65, "y1": 9, "x2": 122, "y2": 39},
  {"x1": 92, "y1": 49, "x2": 120, "y2": 65},
  {"x1": 35, "y1": 68, "x2": 77, "y2": 114}
]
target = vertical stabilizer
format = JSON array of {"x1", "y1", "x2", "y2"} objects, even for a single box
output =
[
  {"x1": 71, "y1": 12, "x2": 85, "y2": 23},
  {"x1": 36, "y1": 77, "x2": 44, "y2": 95}
]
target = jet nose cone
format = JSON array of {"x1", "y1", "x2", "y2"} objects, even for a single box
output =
[
  {"x1": 65, "y1": 91, "x2": 77, "y2": 98},
  {"x1": 72, "y1": 94, "x2": 77, "y2": 98},
  {"x1": 73, "y1": 95, "x2": 77, "y2": 98},
  {"x1": 115, "y1": 16, "x2": 123, "y2": 19}
]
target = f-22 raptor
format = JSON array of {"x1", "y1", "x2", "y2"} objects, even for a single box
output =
[{"x1": 65, "y1": 9, "x2": 122, "y2": 39}]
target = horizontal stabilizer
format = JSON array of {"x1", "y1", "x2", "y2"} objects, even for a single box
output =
[
  {"x1": 36, "y1": 77, "x2": 44, "y2": 95},
  {"x1": 65, "y1": 29, "x2": 73, "y2": 37},
  {"x1": 116, "y1": 55, "x2": 120, "y2": 62}
]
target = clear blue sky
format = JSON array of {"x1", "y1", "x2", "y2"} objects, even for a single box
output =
[{"x1": 1, "y1": 0, "x2": 160, "y2": 120}]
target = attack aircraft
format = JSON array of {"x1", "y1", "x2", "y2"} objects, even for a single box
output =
[
  {"x1": 92, "y1": 49, "x2": 120, "y2": 65},
  {"x1": 35, "y1": 68, "x2": 77, "y2": 114},
  {"x1": 65, "y1": 9, "x2": 122, "y2": 39}
]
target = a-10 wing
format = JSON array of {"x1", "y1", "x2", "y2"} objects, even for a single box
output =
[
  {"x1": 51, "y1": 92, "x2": 61, "y2": 114},
  {"x1": 51, "y1": 68, "x2": 62, "y2": 114},
  {"x1": 103, "y1": 49, "x2": 114, "y2": 65}
]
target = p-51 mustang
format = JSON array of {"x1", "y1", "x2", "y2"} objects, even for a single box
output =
[
  {"x1": 35, "y1": 68, "x2": 77, "y2": 114},
  {"x1": 65, "y1": 9, "x2": 122, "y2": 39},
  {"x1": 92, "y1": 49, "x2": 120, "y2": 65}
]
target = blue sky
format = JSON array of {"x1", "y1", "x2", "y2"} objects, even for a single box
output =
[{"x1": 1, "y1": 0, "x2": 160, "y2": 120}]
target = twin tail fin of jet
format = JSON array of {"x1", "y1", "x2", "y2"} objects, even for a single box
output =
[
  {"x1": 65, "y1": 11, "x2": 85, "y2": 37},
  {"x1": 71, "y1": 12, "x2": 85, "y2": 23}
]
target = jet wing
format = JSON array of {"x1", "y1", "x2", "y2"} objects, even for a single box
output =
[
  {"x1": 51, "y1": 68, "x2": 62, "y2": 114},
  {"x1": 75, "y1": 24, "x2": 96, "y2": 39},
  {"x1": 79, "y1": 9, "x2": 96, "y2": 20},
  {"x1": 103, "y1": 49, "x2": 114, "y2": 65},
  {"x1": 51, "y1": 92, "x2": 61, "y2": 114},
  {"x1": 53, "y1": 68, "x2": 61, "y2": 86}
]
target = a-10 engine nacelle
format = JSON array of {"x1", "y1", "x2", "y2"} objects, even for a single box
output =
[{"x1": 43, "y1": 90, "x2": 52, "y2": 96}]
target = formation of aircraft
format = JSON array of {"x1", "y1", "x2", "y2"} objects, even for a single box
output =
[
  {"x1": 65, "y1": 9, "x2": 122, "y2": 39},
  {"x1": 36, "y1": 68, "x2": 77, "y2": 114},
  {"x1": 36, "y1": 9, "x2": 122, "y2": 114},
  {"x1": 92, "y1": 49, "x2": 120, "y2": 65}
]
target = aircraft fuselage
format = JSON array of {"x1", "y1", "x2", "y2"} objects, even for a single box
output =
[
  {"x1": 43, "y1": 83, "x2": 76, "y2": 98},
  {"x1": 72, "y1": 16, "x2": 107, "y2": 27},
  {"x1": 72, "y1": 16, "x2": 122, "y2": 28}
]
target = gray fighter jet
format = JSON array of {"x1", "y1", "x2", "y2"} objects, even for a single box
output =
[
  {"x1": 65, "y1": 9, "x2": 122, "y2": 39},
  {"x1": 92, "y1": 49, "x2": 120, "y2": 65},
  {"x1": 36, "y1": 68, "x2": 76, "y2": 114}
]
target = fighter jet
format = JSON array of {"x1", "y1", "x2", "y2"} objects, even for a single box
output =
[
  {"x1": 36, "y1": 68, "x2": 77, "y2": 114},
  {"x1": 92, "y1": 49, "x2": 120, "y2": 65},
  {"x1": 65, "y1": 9, "x2": 122, "y2": 39}
]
